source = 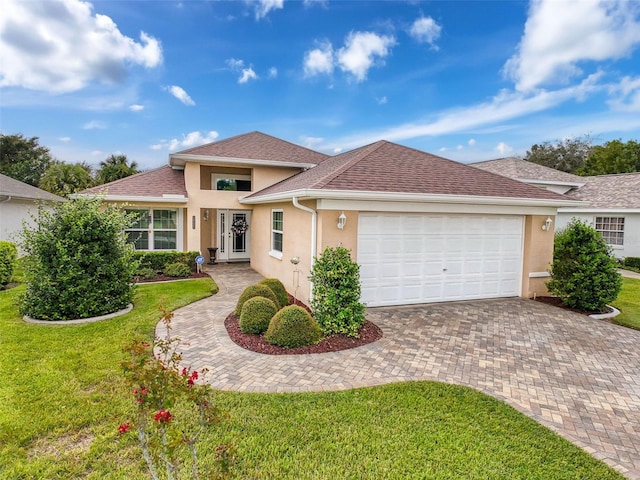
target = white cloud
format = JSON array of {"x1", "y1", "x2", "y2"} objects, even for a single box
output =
[
  {"x1": 152, "y1": 131, "x2": 219, "y2": 152},
  {"x1": 607, "y1": 75, "x2": 640, "y2": 112},
  {"x1": 408, "y1": 16, "x2": 442, "y2": 48},
  {"x1": 303, "y1": 42, "x2": 334, "y2": 77},
  {"x1": 468, "y1": 138, "x2": 477, "y2": 146},
  {"x1": 337, "y1": 32, "x2": 396, "y2": 82},
  {"x1": 496, "y1": 142, "x2": 514, "y2": 156},
  {"x1": 226, "y1": 58, "x2": 245, "y2": 70},
  {"x1": 300, "y1": 136, "x2": 324, "y2": 148},
  {"x1": 83, "y1": 120, "x2": 107, "y2": 130},
  {"x1": 252, "y1": 0, "x2": 284, "y2": 20},
  {"x1": 239, "y1": 68, "x2": 258, "y2": 84},
  {"x1": 303, "y1": 0, "x2": 328, "y2": 7},
  {"x1": 91, "y1": 150, "x2": 103, "y2": 156},
  {"x1": 504, "y1": 0, "x2": 640, "y2": 92},
  {"x1": 129, "y1": 104, "x2": 144, "y2": 112},
  {"x1": 268, "y1": 67, "x2": 278, "y2": 79},
  {"x1": 59, "y1": 136, "x2": 71, "y2": 142},
  {"x1": 167, "y1": 85, "x2": 195, "y2": 106},
  {"x1": 456, "y1": 145, "x2": 464, "y2": 150},
  {"x1": 377, "y1": 96, "x2": 388, "y2": 105},
  {"x1": 0, "y1": 0, "x2": 162, "y2": 93}
]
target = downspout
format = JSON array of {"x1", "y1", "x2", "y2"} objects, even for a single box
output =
[
  {"x1": 292, "y1": 197, "x2": 317, "y2": 300},
  {"x1": 0, "y1": 196, "x2": 12, "y2": 204}
]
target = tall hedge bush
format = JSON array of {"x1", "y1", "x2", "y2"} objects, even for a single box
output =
[
  {"x1": 0, "y1": 241, "x2": 18, "y2": 287},
  {"x1": 309, "y1": 246, "x2": 365, "y2": 337},
  {"x1": 19, "y1": 197, "x2": 137, "y2": 320},
  {"x1": 547, "y1": 219, "x2": 622, "y2": 313}
]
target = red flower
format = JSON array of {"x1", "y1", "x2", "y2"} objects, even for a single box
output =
[
  {"x1": 118, "y1": 423, "x2": 131, "y2": 434},
  {"x1": 154, "y1": 409, "x2": 172, "y2": 423},
  {"x1": 181, "y1": 367, "x2": 188, "y2": 376},
  {"x1": 187, "y1": 370, "x2": 198, "y2": 386}
]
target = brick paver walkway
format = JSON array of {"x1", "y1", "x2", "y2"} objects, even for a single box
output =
[{"x1": 160, "y1": 264, "x2": 640, "y2": 479}]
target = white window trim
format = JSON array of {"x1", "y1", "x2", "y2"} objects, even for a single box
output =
[
  {"x1": 594, "y1": 216, "x2": 625, "y2": 247},
  {"x1": 270, "y1": 209, "x2": 283, "y2": 260},
  {"x1": 125, "y1": 208, "x2": 182, "y2": 251}
]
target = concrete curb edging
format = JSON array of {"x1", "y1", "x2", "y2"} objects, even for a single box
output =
[
  {"x1": 589, "y1": 305, "x2": 621, "y2": 320},
  {"x1": 23, "y1": 304, "x2": 134, "y2": 325}
]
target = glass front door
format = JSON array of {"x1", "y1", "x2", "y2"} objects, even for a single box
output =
[{"x1": 217, "y1": 210, "x2": 250, "y2": 261}]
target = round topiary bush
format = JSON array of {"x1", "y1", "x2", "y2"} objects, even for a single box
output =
[
  {"x1": 234, "y1": 284, "x2": 279, "y2": 316},
  {"x1": 264, "y1": 305, "x2": 323, "y2": 348},
  {"x1": 259, "y1": 278, "x2": 290, "y2": 309},
  {"x1": 163, "y1": 262, "x2": 191, "y2": 278},
  {"x1": 239, "y1": 296, "x2": 278, "y2": 334}
]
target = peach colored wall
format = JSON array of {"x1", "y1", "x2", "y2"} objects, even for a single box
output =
[
  {"x1": 521, "y1": 215, "x2": 555, "y2": 298},
  {"x1": 183, "y1": 163, "x2": 304, "y2": 252},
  {"x1": 317, "y1": 210, "x2": 359, "y2": 257},
  {"x1": 250, "y1": 201, "x2": 314, "y2": 302}
]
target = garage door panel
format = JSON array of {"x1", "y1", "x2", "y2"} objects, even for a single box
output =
[{"x1": 358, "y1": 213, "x2": 523, "y2": 307}]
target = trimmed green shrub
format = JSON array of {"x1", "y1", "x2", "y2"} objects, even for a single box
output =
[
  {"x1": 163, "y1": 262, "x2": 192, "y2": 278},
  {"x1": 259, "y1": 278, "x2": 290, "y2": 309},
  {"x1": 310, "y1": 246, "x2": 366, "y2": 337},
  {"x1": 239, "y1": 296, "x2": 278, "y2": 334},
  {"x1": 264, "y1": 305, "x2": 323, "y2": 348},
  {"x1": 18, "y1": 197, "x2": 137, "y2": 321},
  {"x1": 135, "y1": 267, "x2": 158, "y2": 280},
  {"x1": 623, "y1": 257, "x2": 640, "y2": 270},
  {"x1": 0, "y1": 241, "x2": 18, "y2": 287},
  {"x1": 133, "y1": 251, "x2": 200, "y2": 272},
  {"x1": 547, "y1": 219, "x2": 622, "y2": 313},
  {"x1": 234, "y1": 284, "x2": 279, "y2": 316}
]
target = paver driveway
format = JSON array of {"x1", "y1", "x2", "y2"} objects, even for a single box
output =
[{"x1": 162, "y1": 264, "x2": 640, "y2": 479}]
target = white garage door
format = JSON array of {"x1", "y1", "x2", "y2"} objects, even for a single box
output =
[{"x1": 357, "y1": 213, "x2": 523, "y2": 307}]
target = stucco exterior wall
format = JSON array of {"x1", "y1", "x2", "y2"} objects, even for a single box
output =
[
  {"x1": 316, "y1": 210, "x2": 359, "y2": 257},
  {"x1": 250, "y1": 201, "x2": 314, "y2": 302},
  {"x1": 556, "y1": 212, "x2": 640, "y2": 259},
  {"x1": 521, "y1": 215, "x2": 555, "y2": 298},
  {"x1": 0, "y1": 199, "x2": 45, "y2": 254}
]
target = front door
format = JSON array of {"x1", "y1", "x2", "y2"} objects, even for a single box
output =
[{"x1": 217, "y1": 210, "x2": 251, "y2": 261}]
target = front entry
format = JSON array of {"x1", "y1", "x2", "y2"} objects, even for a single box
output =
[{"x1": 217, "y1": 210, "x2": 251, "y2": 262}]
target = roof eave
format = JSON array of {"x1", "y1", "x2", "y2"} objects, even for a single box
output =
[
  {"x1": 519, "y1": 178, "x2": 585, "y2": 188},
  {"x1": 559, "y1": 207, "x2": 640, "y2": 213},
  {"x1": 71, "y1": 193, "x2": 188, "y2": 204},
  {"x1": 169, "y1": 154, "x2": 317, "y2": 170},
  {"x1": 239, "y1": 189, "x2": 587, "y2": 208}
]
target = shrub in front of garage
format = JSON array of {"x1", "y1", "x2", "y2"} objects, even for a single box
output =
[
  {"x1": 310, "y1": 246, "x2": 366, "y2": 337},
  {"x1": 547, "y1": 219, "x2": 622, "y2": 313}
]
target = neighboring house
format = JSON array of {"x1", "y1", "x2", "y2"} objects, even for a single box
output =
[
  {"x1": 77, "y1": 132, "x2": 582, "y2": 306},
  {"x1": 473, "y1": 158, "x2": 640, "y2": 259},
  {"x1": 0, "y1": 173, "x2": 65, "y2": 253}
]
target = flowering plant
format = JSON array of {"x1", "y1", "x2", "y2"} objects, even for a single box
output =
[
  {"x1": 230, "y1": 217, "x2": 248, "y2": 235},
  {"x1": 119, "y1": 304, "x2": 235, "y2": 480}
]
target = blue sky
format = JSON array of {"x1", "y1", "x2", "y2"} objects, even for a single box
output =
[{"x1": 2, "y1": 0, "x2": 640, "y2": 170}]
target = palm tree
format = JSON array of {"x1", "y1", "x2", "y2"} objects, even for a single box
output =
[{"x1": 96, "y1": 154, "x2": 139, "y2": 185}]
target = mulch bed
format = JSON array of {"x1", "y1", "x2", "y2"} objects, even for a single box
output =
[
  {"x1": 225, "y1": 299, "x2": 383, "y2": 355},
  {"x1": 533, "y1": 296, "x2": 607, "y2": 316},
  {"x1": 134, "y1": 272, "x2": 210, "y2": 283}
]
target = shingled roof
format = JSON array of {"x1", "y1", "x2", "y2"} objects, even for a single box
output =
[
  {"x1": 245, "y1": 141, "x2": 573, "y2": 203},
  {"x1": 79, "y1": 166, "x2": 187, "y2": 198},
  {"x1": 0, "y1": 173, "x2": 64, "y2": 201},
  {"x1": 565, "y1": 172, "x2": 640, "y2": 209},
  {"x1": 472, "y1": 157, "x2": 584, "y2": 184},
  {"x1": 170, "y1": 131, "x2": 329, "y2": 167}
]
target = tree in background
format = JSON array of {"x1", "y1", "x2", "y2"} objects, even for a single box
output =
[
  {"x1": 578, "y1": 139, "x2": 640, "y2": 176},
  {"x1": 96, "y1": 154, "x2": 139, "y2": 184},
  {"x1": 39, "y1": 162, "x2": 94, "y2": 196},
  {"x1": 0, "y1": 133, "x2": 54, "y2": 186},
  {"x1": 524, "y1": 135, "x2": 593, "y2": 174}
]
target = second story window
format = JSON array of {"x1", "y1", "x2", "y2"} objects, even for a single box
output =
[{"x1": 214, "y1": 174, "x2": 251, "y2": 191}]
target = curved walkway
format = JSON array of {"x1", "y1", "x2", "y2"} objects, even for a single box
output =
[{"x1": 161, "y1": 264, "x2": 640, "y2": 479}]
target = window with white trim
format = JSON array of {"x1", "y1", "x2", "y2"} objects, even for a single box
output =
[
  {"x1": 126, "y1": 209, "x2": 178, "y2": 250},
  {"x1": 271, "y1": 209, "x2": 283, "y2": 258},
  {"x1": 595, "y1": 216, "x2": 624, "y2": 246}
]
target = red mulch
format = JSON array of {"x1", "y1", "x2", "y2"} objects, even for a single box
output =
[
  {"x1": 225, "y1": 299, "x2": 383, "y2": 355},
  {"x1": 533, "y1": 296, "x2": 606, "y2": 315},
  {"x1": 135, "y1": 272, "x2": 210, "y2": 283}
]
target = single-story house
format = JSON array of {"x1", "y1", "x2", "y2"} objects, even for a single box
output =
[
  {"x1": 0, "y1": 173, "x2": 65, "y2": 254},
  {"x1": 473, "y1": 158, "x2": 640, "y2": 259},
  {"x1": 77, "y1": 132, "x2": 583, "y2": 306}
]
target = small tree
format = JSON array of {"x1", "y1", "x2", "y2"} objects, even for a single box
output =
[
  {"x1": 96, "y1": 154, "x2": 139, "y2": 185},
  {"x1": 19, "y1": 197, "x2": 137, "y2": 320},
  {"x1": 309, "y1": 246, "x2": 366, "y2": 337},
  {"x1": 547, "y1": 219, "x2": 622, "y2": 312}
]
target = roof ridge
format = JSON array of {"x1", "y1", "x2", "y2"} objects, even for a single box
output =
[{"x1": 313, "y1": 141, "x2": 387, "y2": 189}]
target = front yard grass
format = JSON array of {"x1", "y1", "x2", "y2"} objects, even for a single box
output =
[
  {"x1": 612, "y1": 277, "x2": 640, "y2": 330},
  {"x1": 0, "y1": 274, "x2": 625, "y2": 479}
]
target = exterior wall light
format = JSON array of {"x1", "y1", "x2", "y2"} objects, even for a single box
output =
[
  {"x1": 542, "y1": 217, "x2": 553, "y2": 231},
  {"x1": 337, "y1": 212, "x2": 347, "y2": 230}
]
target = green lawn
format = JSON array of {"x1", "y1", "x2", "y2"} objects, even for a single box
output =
[
  {"x1": 0, "y1": 274, "x2": 627, "y2": 479},
  {"x1": 612, "y1": 277, "x2": 640, "y2": 330}
]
